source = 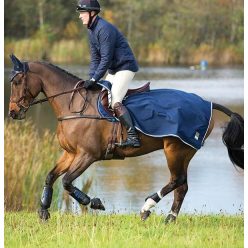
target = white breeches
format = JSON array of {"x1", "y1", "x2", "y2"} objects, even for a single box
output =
[{"x1": 105, "y1": 70, "x2": 135, "y2": 108}]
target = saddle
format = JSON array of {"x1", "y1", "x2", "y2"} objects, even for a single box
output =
[
  {"x1": 98, "y1": 81, "x2": 150, "y2": 118},
  {"x1": 96, "y1": 81, "x2": 150, "y2": 160}
]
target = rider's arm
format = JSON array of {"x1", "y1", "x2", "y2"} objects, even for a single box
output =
[
  {"x1": 91, "y1": 27, "x2": 116, "y2": 81},
  {"x1": 89, "y1": 37, "x2": 100, "y2": 79}
]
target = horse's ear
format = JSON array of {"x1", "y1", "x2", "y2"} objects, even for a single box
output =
[{"x1": 9, "y1": 54, "x2": 24, "y2": 72}]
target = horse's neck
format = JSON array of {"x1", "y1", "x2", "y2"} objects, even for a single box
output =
[{"x1": 30, "y1": 62, "x2": 81, "y2": 117}]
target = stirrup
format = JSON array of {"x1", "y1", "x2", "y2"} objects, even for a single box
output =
[{"x1": 116, "y1": 137, "x2": 141, "y2": 148}]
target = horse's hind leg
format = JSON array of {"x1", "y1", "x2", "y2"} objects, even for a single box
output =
[
  {"x1": 61, "y1": 153, "x2": 105, "y2": 211},
  {"x1": 165, "y1": 182, "x2": 188, "y2": 223},
  {"x1": 38, "y1": 151, "x2": 74, "y2": 220},
  {"x1": 164, "y1": 119, "x2": 214, "y2": 223},
  {"x1": 140, "y1": 137, "x2": 195, "y2": 223}
]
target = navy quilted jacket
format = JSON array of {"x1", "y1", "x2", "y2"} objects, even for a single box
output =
[{"x1": 88, "y1": 16, "x2": 139, "y2": 81}]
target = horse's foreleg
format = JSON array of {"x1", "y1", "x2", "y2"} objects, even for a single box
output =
[
  {"x1": 62, "y1": 153, "x2": 105, "y2": 211},
  {"x1": 38, "y1": 151, "x2": 74, "y2": 220}
]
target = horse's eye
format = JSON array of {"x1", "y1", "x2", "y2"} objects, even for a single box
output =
[{"x1": 12, "y1": 79, "x2": 21, "y2": 85}]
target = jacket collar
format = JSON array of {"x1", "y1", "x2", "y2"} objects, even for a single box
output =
[{"x1": 88, "y1": 16, "x2": 100, "y2": 30}]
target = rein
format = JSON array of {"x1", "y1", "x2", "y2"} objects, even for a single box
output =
[
  {"x1": 28, "y1": 79, "x2": 117, "y2": 122},
  {"x1": 10, "y1": 67, "x2": 116, "y2": 122},
  {"x1": 30, "y1": 80, "x2": 85, "y2": 106}
]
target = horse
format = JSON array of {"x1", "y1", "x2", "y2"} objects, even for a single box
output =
[{"x1": 8, "y1": 54, "x2": 244, "y2": 222}]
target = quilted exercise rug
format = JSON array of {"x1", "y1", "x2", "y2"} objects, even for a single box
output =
[{"x1": 97, "y1": 82, "x2": 212, "y2": 150}]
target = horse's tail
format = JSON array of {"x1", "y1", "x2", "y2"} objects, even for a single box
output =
[{"x1": 213, "y1": 103, "x2": 244, "y2": 169}]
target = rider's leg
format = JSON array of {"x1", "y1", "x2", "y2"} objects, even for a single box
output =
[
  {"x1": 105, "y1": 73, "x2": 115, "y2": 84},
  {"x1": 105, "y1": 73, "x2": 115, "y2": 107},
  {"x1": 113, "y1": 102, "x2": 141, "y2": 147},
  {"x1": 110, "y1": 70, "x2": 134, "y2": 106},
  {"x1": 110, "y1": 70, "x2": 141, "y2": 148}
]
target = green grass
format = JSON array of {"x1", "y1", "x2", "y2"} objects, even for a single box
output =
[{"x1": 5, "y1": 212, "x2": 244, "y2": 248}]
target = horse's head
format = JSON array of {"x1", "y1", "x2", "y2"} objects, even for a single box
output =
[{"x1": 8, "y1": 54, "x2": 42, "y2": 120}]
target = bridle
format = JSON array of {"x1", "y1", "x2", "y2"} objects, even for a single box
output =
[
  {"x1": 9, "y1": 55, "x2": 116, "y2": 121},
  {"x1": 11, "y1": 71, "x2": 88, "y2": 111},
  {"x1": 10, "y1": 71, "x2": 116, "y2": 122},
  {"x1": 10, "y1": 73, "x2": 36, "y2": 113}
]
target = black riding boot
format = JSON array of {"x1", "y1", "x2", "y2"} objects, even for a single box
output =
[{"x1": 113, "y1": 102, "x2": 141, "y2": 148}]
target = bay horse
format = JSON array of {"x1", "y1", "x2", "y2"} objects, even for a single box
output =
[{"x1": 8, "y1": 54, "x2": 244, "y2": 222}]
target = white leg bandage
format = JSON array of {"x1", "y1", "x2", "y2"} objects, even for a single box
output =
[
  {"x1": 168, "y1": 210, "x2": 178, "y2": 217},
  {"x1": 141, "y1": 198, "x2": 157, "y2": 213},
  {"x1": 157, "y1": 190, "x2": 163, "y2": 200}
]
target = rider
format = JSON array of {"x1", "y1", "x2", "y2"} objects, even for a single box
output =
[{"x1": 77, "y1": 0, "x2": 141, "y2": 148}]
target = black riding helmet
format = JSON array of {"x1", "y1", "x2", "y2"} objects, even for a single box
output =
[
  {"x1": 76, "y1": 0, "x2": 101, "y2": 13},
  {"x1": 77, "y1": 0, "x2": 101, "y2": 28}
]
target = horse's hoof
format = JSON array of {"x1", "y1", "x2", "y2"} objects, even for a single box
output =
[
  {"x1": 140, "y1": 210, "x2": 151, "y2": 221},
  {"x1": 38, "y1": 208, "x2": 50, "y2": 221},
  {"x1": 165, "y1": 214, "x2": 176, "y2": 224},
  {"x1": 90, "y1": 198, "x2": 105, "y2": 211}
]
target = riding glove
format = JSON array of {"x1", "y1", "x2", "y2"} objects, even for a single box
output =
[{"x1": 84, "y1": 79, "x2": 96, "y2": 89}]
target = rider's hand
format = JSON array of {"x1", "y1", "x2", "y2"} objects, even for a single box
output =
[{"x1": 84, "y1": 78, "x2": 96, "y2": 89}]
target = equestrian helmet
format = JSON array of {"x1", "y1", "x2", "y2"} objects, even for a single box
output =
[{"x1": 76, "y1": 0, "x2": 101, "y2": 12}]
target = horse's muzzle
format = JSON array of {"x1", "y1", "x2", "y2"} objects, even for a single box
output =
[{"x1": 8, "y1": 109, "x2": 26, "y2": 120}]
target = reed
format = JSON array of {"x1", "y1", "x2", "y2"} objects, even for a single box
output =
[
  {"x1": 4, "y1": 38, "x2": 50, "y2": 62},
  {"x1": 4, "y1": 38, "x2": 243, "y2": 66},
  {"x1": 4, "y1": 38, "x2": 90, "y2": 65},
  {"x1": 4, "y1": 120, "x2": 62, "y2": 211},
  {"x1": 50, "y1": 39, "x2": 90, "y2": 64}
]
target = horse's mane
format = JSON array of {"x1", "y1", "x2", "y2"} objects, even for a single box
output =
[{"x1": 38, "y1": 61, "x2": 82, "y2": 81}]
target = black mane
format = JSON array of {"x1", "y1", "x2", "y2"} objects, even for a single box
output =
[{"x1": 39, "y1": 62, "x2": 82, "y2": 81}]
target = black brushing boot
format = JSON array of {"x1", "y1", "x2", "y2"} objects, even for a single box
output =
[{"x1": 113, "y1": 102, "x2": 141, "y2": 148}]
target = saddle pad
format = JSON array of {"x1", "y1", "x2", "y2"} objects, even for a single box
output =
[{"x1": 97, "y1": 87, "x2": 212, "y2": 150}]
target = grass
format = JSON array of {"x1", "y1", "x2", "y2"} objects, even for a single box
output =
[{"x1": 5, "y1": 212, "x2": 243, "y2": 248}]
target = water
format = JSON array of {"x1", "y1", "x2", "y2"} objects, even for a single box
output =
[
  {"x1": 5, "y1": 65, "x2": 244, "y2": 215},
  {"x1": 92, "y1": 129, "x2": 244, "y2": 215}
]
